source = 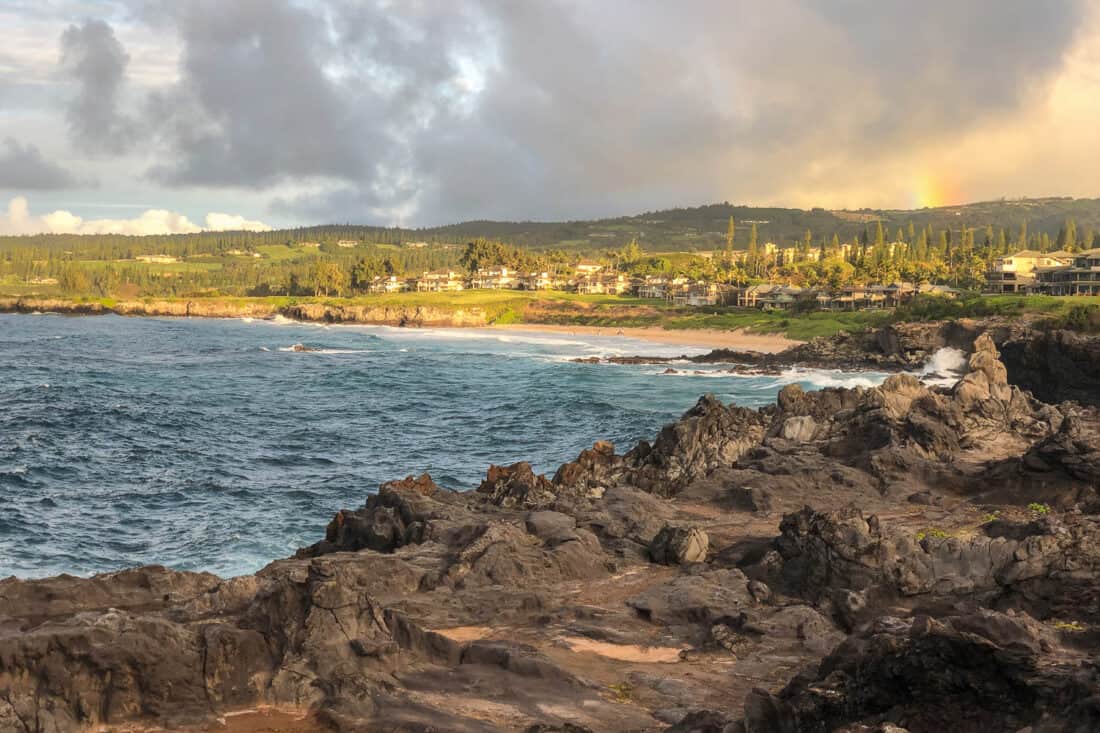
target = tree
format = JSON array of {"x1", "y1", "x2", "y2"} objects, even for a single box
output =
[
  {"x1": 618, "y1": 238, "x2": 643, "y2": 268},
  {"x1": 725, "y1": 216, "x2": 736, "y2": 263}
]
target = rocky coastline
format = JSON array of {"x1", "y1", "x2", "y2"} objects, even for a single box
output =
[
  {"x1": 578, "y1": 318, "x2": 1100, "y2": 407},
  {"x1": 2, "y1": 330, "x2": 1099, "y2": 732},
  {"x1": 0, "y1": 296, "x2": 491, "y2": 328}
]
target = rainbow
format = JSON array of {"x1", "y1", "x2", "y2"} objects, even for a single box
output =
[{"x1": 912, "y1": 176, "x2": 963, "y2": 209}]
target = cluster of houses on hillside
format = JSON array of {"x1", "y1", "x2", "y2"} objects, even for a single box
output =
[
  {"x1": 985, "y1": 249, "x2": 1100, "y2": 296},
  {"x1": 365, "y1": 261, "x2": 960, "y2": 310}
]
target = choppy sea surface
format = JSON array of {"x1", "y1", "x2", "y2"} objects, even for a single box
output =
[{"x1": 0, "y1": 313, "x2": 900, "y2": 579}]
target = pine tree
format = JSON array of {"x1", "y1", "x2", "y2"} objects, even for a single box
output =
[
  {"x1": 907, "y1": 220, "x2": 916, "y2": 243},
  {"x1": 1018, "y1": 221, "x2": 1028, "y2": 249},
  {"x1": 725, "y1": 216, "x2": 735, "y2": 263},
  {"x1": 747, "y1": 223, "x2": 759, "y2": 276}
]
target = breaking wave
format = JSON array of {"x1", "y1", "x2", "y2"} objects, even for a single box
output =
[{"x1": 917, "y1": 347, "x2": 968, "y2": 387}]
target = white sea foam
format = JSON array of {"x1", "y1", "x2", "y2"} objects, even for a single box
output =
[
  {"x1": 916, "y1": 347, "x2": 968, "y2": 387},
  {"x1": 271, "y1": 314, "x2": 295, "y2": 325},
  {"x1": 655, "y1": 368, "x2": 739, "y2": 378},
  {"x1": 775, "y1": 367, "x2": 885, "y2": 389},
  {"x1": 277, "y1": 346, "x2": 372, "y2": 354}
]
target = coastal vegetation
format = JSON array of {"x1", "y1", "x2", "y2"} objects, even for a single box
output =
[
  {"x1": 4, "y1": 198, "x2": 1100, "y2": 338},
  {"x1": 6, "y1": 289, "x2": 1100, "y2": 340}
]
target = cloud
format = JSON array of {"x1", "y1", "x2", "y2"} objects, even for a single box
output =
[
  {"x1": 202, "y1": 212, "x2": 271, "y2": 231},
  {"x1": 0, "y1": 138, "x2": 83, "y2": 189},
  {"x1": 246, "y1": 0, "x2": 1096, "y2": 223},
  {"x1": 0, "y1": 196, "x2": 271, "y2": 235},
  {"x1": 2, "y1": 1, "x2": 1096, "y2": 226},
  {"x1": 60, "y1": 18, "x2": 141, "y2": 155}
]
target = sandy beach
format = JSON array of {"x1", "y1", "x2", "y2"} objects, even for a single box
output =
[{"x1": 491, "y1": 323, "x2": 800, "y2": 352}]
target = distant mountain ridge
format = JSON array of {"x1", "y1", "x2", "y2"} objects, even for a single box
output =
[{"x1": 4, "y1": 197, "x2": 1100, "y2": 254}]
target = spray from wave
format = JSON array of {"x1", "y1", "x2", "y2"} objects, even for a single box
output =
[{"x1": 916, "y1": 347, "x2": 968, "y2": 387}]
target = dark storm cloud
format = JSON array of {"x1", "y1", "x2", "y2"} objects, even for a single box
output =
[
  {"x1": 74, "y1": 0, "x2": 1096, "y2": 222},
  {"x1": 60, "y1": 18, "x2": 140, "y2": 155},
  {"x1": 144, "y1": 0, "x2": 370, "y2": 187},
  {"x1": 0, "y1": 138, "x2": 82, "y2": 189}
]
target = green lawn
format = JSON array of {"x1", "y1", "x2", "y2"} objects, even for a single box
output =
[
  {"x1": 5, "y1": 288, "x2": 1099, "y2": 339},
  {"x1": 255, "y1": 245, "x2": 318, "y2": 261},
  {"x1": 72, "y1": 259, "x2": 224, "y2": 273}
]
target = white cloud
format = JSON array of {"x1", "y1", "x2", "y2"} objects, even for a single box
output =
[
  {"x1": 0, "y1": 196, "x2": 271, "y2": 235},
  {"x1": 202, "y1": 212, "x2": 271, "y2": 232}
]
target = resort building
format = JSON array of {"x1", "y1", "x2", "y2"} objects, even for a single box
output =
[
  {"x1": 985, "y1": 250, "x2": 1075, "y2": 293},
  {"x1": 520, "y1": 271, "x2": 555, "y2": 290},
  {"x1": 1035, "y1": 248, "x2": 1100, "y2": 295},
  {"x1": 367, "y1": 275, "x2": 406, "y2": 294},
  {"x1": 336, "y1": 240, "x2": 360, "y2": 248},
  {"x1": 671, "y1": 280, "x2": 721, "y2": 307},
  {"x1": 135, "y1": 254, "x2": 179, "y2": 264},
  {"x1": 574, "y1": 260, "x2": 604, "y2": 276},
  {"x1": 414, "y1": 270, "x2": 465, "y2": 292},
  {"x1": 636, "y1": 276, "x2": 670, "y2": 299},
  {"x1": 576, "y1": 273, "x2": 630, "y2": 295},
  {"x1": 471, "y1": 267, "x2": 515, "y2": 289}
]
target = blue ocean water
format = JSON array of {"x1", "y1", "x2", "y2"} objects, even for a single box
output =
[{"x1": 0, "y1": 313, "x2": 890, "y2": 579}]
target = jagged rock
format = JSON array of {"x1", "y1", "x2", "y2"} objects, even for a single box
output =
[
  {"x1": 4, "y1": 325, "x2": 1100, "y2": 733},
  {"x1": 297, "y1": 473, "x2": 482, "y2": 557},
  {"x1": 552, "y1": 396, "x2": 769, "y2": 498},
  {"x1": 650, "y1": 526, "x2": 710, "y2": 564},
  {"x1": 478, "y1": 462, "x2": 559, "y2": 509},
  {"x1": 552, "y1": 440, "x2": 623, "y2": 491},
  {"x1": 630, "y1": 395, "x2": 770, "y2": 497},
  {"x1": 737, "y1": 610, "x2": 1100, "y2": 733},
  {"x1": 1001, "y1": 328, "x2": 1100, "y2": 406},
  {"x1": 766, "y1": 505, "x2": 1100, "y2": 627}
]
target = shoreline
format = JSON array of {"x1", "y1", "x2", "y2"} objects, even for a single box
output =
[
  {"x1": 0, "y1": 296, "x2": 803, "y2": 351},
  {"x1": 489, "y1": 322, "x2": 799, "y2": 351}
]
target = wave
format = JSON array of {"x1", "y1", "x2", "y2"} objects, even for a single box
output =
[
  {"x1": 652, "y1": 365, "x2": 887, "y2": 389},
  {"x1": 916, "y1": 347, "x2": 968, "y2": 387},
  {"x1": 277, "y1": 345, "x2": 373, "y2": 354},
  {"x1": 777, "y1": 367, "x2": 884, "y2": 389}
]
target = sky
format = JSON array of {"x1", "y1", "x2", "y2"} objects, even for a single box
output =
[{"x1": 2, "y1": 0, "x2": 1100, "y2": 235}]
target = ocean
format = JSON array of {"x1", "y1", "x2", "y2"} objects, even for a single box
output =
[{"x1": 0, "y1": 313, "x2": 893, "y2": 579}]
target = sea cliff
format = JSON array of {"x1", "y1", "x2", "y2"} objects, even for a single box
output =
[
  {"x1": 2, "y1": 332, "x2": 1099, "y2": 732},
  {"x1": 0, "y1": 296, "x2": 492, "y2": 327}
]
